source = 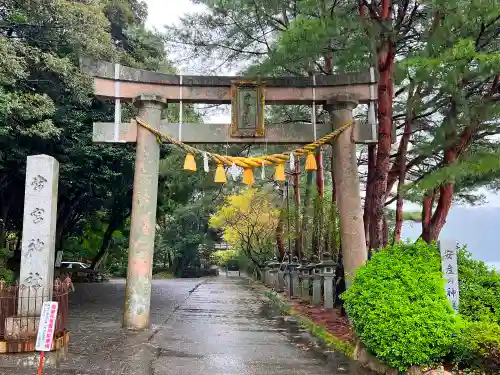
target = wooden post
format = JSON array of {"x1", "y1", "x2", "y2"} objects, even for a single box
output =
[
  {"x1": 123, "y1": 94, "x2": 166, "y2": 330},
  {"x1": 327, "y1": 94, "x2": 367, "y2": 288}
]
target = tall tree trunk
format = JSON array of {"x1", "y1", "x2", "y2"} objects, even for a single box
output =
[
  {"x1": 300, "y1": 171, "x2": 314, "y2": 257},
  {"x1": 421, "y1": 189, "x2": 436, "y2": 241},
  {"x1": 0, "y1": 196, "x2": 12, "y2": 249},
  {"x1": 421, "y1": 118, "x2": 476, "y2": 242},
  {"x1": 293, "y1": 158, "x2": 301, "y2": 259},
  {"x1": 364, "y1": 145, "x2": 376, "y2": 250},
  {"x1": 369, "y1": 0, "x2": 395, "y2": 251},
  {"x1": 275, "y1": 209, "x2": 286, "y2": 258},
  {"x1": 330, "y1": 150, "x2": 338, "y2": 253},
  {"x1": 312, "y1": 150, "x2": 324, "y2": 254},
  {"x1": 91, "y1": 222, "x2": 117, "y2": 269},
  {"x1": 55, "y1": 193, "x2": 86, "y2": 251},
  {"x1": 393, "y1": 117, "x2": 412, "y2": 243},
  {"x1": 382, "y1": 215, "x2": 389, "y2": 247},
  {"x1": 315, "y1": 150, "x2": 325, "y2": 197}
]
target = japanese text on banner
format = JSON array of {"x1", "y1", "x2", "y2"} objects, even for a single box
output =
[{"x1": 439, "y1": 240, "x2": 459, "y2": 313}]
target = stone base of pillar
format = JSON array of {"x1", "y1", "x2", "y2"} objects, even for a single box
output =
[{"x1": 0, "y1": 330, "x2": 71, "y2": 354}]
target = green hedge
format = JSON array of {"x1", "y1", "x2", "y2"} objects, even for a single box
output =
[
  {"x1": 342, "y1": 240, "x2": 458, "y2": 370},
  {"x1": 454, "y1": 321, "x2": 500, "y2": 370},
  {"x1": 457, "y1": 248, "x2": 500, "y2": 324}
]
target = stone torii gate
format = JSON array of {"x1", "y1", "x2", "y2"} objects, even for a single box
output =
[{"x1": 81, "y1": 58, "x2": 377, "y2": 331}]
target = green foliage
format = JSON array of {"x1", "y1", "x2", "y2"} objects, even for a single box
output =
[
  {"x1": 168, "y1": 0, "x2": 500, "y2": 226},
  {"x1": 0, "y1": 0, "x2": 207, "y2": 275},
  {"x1": 457, "y1": 247, "x2": 500, "y2": 324},
  {"x1": 209, "y1": 187, "x2": 279, "y2": 272},
  {"x1": 342, "y1": 240, "x2": 458, "y2": 370},
  {"x1": 210, "y1": 250, "x2": 238, "y2": 267},
  {"x1": 453, "y1": 321, "x2": 500, "y2": 371},
  {"x1": 152, "y1": 271, "x2": 175, "y2": 280},
  {"x1": 0, "y1": 247, "x2": 14, "y2": 284}
]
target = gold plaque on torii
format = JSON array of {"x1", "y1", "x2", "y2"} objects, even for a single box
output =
[{"x1": 230, "y1": 80, "x2": 265, "y2": 137}]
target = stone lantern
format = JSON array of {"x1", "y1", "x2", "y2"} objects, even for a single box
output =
[
  {"x1": 295, "y1": 257, "x2": 307, "y2": 298},
  {"x1": 288, "y1": 256, "x2": 300, "y2": 298},
  {"x1": 298, "y1": 257, "x2": 313, "y2": 302},
  {"x1": 281, "y1": 252, "x2": 291, "y2": 295},
  {"x1": 267, "y1": 256, "x2": 281, "y2": 291},
  {"x1": 310, "y1": 255, "x2": 322, "y2": 307},
  {"x1": 263, "y1": 258, "x2": 273, "y2": 286},
  {"x1": 319, "y1": 252, "x2": 336, "y2": 309}
]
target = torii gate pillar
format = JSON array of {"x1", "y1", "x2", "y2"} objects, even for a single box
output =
[
  {"x1": 123, "y1": 94, "x2": 166, "y2": 330},
  {"x1": 327, "y1": 94, "x2": 367, "y2": 288}
]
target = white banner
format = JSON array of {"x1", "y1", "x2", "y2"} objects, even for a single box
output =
[{"x1": 439, "y1": 240, "x2": 459, "y2": 313}]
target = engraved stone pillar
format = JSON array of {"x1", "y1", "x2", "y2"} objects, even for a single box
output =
[
  {"x1": 290, "y1": 258, "x2": 300, "y2": 298},
  {"x1": 123, "y1": 94, "x2": 166, "y2": 330},
  {"x1": 276, "y1": 269, "x2": 285, "y2": 292},
  {"x1": 284, "y1": 270, "x2": 291, "y2": 296},
  {"x1": 312, "y1": 273, "x2": 322, "y2": 307},
  {"x1": 264, "y1": 266, "x2": 271, "y2": 286},
  {"x1": 300, "y1": 275, "x2": 309, "y2": 302},
  {"x1": 301, "y1": 264, "x2": 312, "y2": 303},
  {"x1": 294, "y1": 271, "x2": 301, "y2": 298},
  {"x1": 320, "y1": 253, "x2": 336, "y2": 309},
  {"x1": 268, "y1": 268, "x2": 276, "y2": 289},
  {"x1": 327, "y1": 94, "x2": 367, "y2": 288},
  {"x1": 19, "y1": 155, "x2": 59, "y2": 316},
  {"x1": 323, "y1": 276, "x2": 334, "y2": 309},
  {"x1": 268, "y1": 257, "x2": 280, "y2": 290},
  {"x1": 291, "y1": 269, "x2": 299, "y2": 297}
]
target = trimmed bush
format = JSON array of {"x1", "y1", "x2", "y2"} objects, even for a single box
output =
[
  {"x1": 454, "y1": 321, "x2": 500, "y2": 371},
  {"x1": 342, "y1": 240, "x2": 458, "y2": 370},
  {"x1": 457, "y1": 248, "x2": 500, "y2": 324}
]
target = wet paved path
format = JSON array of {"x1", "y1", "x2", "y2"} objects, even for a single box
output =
[
  {"x1": 151, "y1": 276, "x2": 370, "y2": 375},
  {"x1": 1, "y1": 275, "x2": 371, "y2": 375}
]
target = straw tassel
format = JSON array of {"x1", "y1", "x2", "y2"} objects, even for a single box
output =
[
  {"x1": 305, "y1": 152, "x2": 317, "y2": 171},
  {"x1": 214, "y1": 163, "x2": 227, "y2": 184},
  {"x1": 183, "y1": 153, "x2": 196, "y2": 172},
  {"x1": 274, "y1": 163, "x2": 285, "y2": 182},
  {"x1": 242, "y1": 168, "x2": 255, "y2": 185}
]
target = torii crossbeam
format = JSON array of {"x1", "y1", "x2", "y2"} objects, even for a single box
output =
[{"x1": 81, "y1": 58, "x2": 377, "y2": 330}]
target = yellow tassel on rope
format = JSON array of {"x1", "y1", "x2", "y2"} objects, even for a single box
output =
[
  {"x1": 214, "y1": 163, "x2": 227, "y2": 183},
  {"x1": 242, "y1": 168, "x2": 255, "y2": 185},
  {"x1": 274, "y1": 163, "x2": 286, "y2": 182},
  {"x1": 183, "y1": 153, "x2": 196, "y2": 172},
  {"x1": 136, "y1": 117, "x2": 353, "y2": 173},
  {"x1": 305, "y1": 152, "x2": 317, "y2": 171}
]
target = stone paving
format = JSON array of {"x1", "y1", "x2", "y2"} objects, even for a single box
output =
[{"x1": 0, "y1": 276, "x2": 372, "y2": 375}]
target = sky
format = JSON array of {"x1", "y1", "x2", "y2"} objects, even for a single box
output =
[
  {"x1": 145, "y1": 0, "x2": 203, "y2": 33},
  {"x1": 144, "y1": 0, "x2": 500, "y2": 268}
]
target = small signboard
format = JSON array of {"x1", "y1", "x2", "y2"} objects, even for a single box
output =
[
  {"x1": 230, "y1": 80, "x2": 265, "y2": 138},
  {"x1": 35, "y1": 301, "x2": 59, "y2": 352},
  {"x1": 439, "y1": 240, "x2": 459, "y2": 313}
]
